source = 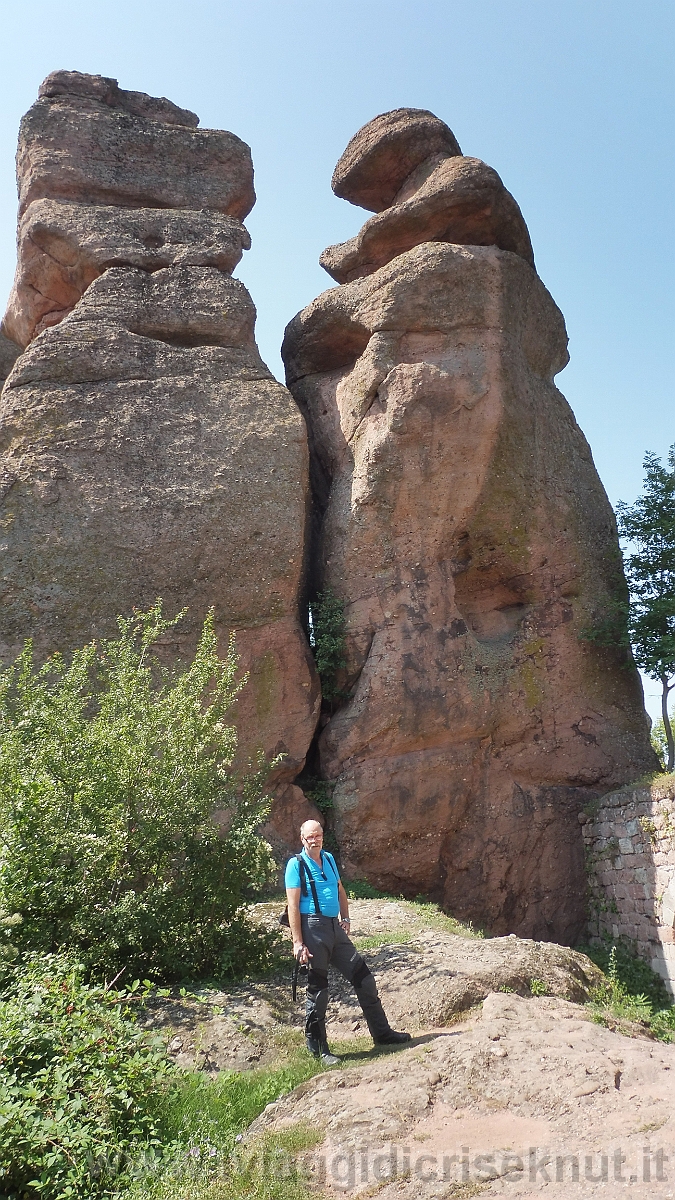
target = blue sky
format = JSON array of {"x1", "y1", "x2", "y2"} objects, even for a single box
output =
[{"x1": 0, "y1": 0, "x2": 672, "y2": 719}]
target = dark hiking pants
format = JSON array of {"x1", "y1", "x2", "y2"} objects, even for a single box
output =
[{"x1": 301, "y1": 913, "x2": 390, "y2": 1043}]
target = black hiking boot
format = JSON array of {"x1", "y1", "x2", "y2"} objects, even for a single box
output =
[
  {"x1": 374, "y1": 1029, "x2": 412, "y2": 1045},
  {"x1": 306, "y1": 1019, "x2": 339, "y2": 1065}
]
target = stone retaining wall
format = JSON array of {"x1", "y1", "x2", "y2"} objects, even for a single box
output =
[{"x1": 583, "y1": 777, "x2": 675, "y2": 996}]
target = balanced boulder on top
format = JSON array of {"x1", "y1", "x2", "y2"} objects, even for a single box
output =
[{"x1": 321, "y1": 107, "x2": 533, "y2": 283}]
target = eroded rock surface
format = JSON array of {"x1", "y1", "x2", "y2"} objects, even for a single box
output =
[
  {"x1": 144, "y1": 899, "x2": 605, "y2": 1071},
  {"x1": 0, "y1": 71, "x2": 318, "y2": 792},
  {"x1": 0, "y1": 332, "x2": 20, "y2": 387},
  {"x1": 283, "y1": 112, "x2": 657, "y2": 943},
  {"x1": 321, "y1": 109, "x2": 533, "y2": 283},
  {"x1": 4, "y1": 199, "x2": 251, "y2": 347},
  {"x1": 253, "y1": 992, "x2": 675, "y2": 1200}
]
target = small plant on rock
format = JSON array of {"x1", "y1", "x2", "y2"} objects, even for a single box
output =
[{"x1": 529, "y1": 978, "x2": 548, "y2": 996}]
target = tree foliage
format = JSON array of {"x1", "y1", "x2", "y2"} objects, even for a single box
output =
[
  {"x1": 308, "y1": 589, "x2": 347, "y2": 703},
  {"x1": 616, "y1": 447, "x2": 675, "y2": 771},
  {"x1": 0, "y1": 604, "x2": 279, "y2": 981}
]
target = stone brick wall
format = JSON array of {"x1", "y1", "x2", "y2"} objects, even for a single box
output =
[{"x1": 583, "y1": 777, "x2": 675, "y2": 996}]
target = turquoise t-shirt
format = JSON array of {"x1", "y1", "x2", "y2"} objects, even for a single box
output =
[{"x1": 284, "y1": 850, "x2": 340, "y2": 916}]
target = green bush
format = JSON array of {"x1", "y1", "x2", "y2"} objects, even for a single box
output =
[
  {"x1": 302, "y1": 778, "x2": 334, "y2": 817},
  {"x1": 587, "y1": 946, "x2": 653, "y2": 1025},
  {"x1": 582, "y1": 942, "x2": 675, "y2": 1038},
  {"x1": 650, "y1": 1005, "x2": 675, "y2": 1042},
  {"x1": 650, "y1": 715, "x2": 673, "y2": 769},
  {"x1": 0, "y1": 604, "x2": 279, "y2": 982},
  {"x1": 580, "y1": 937, "x2": 671, "y2": 1011},
  {"x1": 0, "y1": 953, "x2": 177, "y2": 1200}
]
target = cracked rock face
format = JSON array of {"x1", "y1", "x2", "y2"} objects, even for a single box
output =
[
  {"x1": 0, "y1": 71, "x2": 319, "y2": 791},
  {"x1": 283, "y1": 111, "x2": 657, "y2": 943}
]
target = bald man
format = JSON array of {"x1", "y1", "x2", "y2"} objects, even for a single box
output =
[{"x1": 285, "y1": 819, "x2": 410, "y2": 1064}]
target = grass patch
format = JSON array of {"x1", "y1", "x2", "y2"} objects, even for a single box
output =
[
  {"x1": 402, "y1": 897, "x2": 485, "y2": 939},
  {"x1": 344, "y1": 883, "x2": 486, "y2": 940},
  {"x1": 130, "y1": 1034, "x2": 384, "y2": 1199},
  {"x1": 353, "y1": 931, "x2": 416, "y2": 950},
  {"x1": 345, "y1": 879, "x2": 392, "y2": 900},
  {"x1": 131, "y1": 1124, "x2": 323, "y2": 1200}
]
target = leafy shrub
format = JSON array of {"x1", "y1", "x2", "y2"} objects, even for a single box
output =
[
  {"x1": 588, "y1": 946, "x2": 653, "y2": 1024},
  {"x1": 0, "y1": 953, "x2": 176, "y2": 1200},
  {"x1": 650, "y1": 1006, "x2": 675, "y2": 1042},
  {"x1": 308, "y1": 590, "x2": 346, "y2": 703},
  {"x1": 581, "y1": 942, "x2": 675, "y2": 1039},
  {"x1": 0, "y1": 604, "x2": 279, "y2": 982},
  {"x1": 650, "y1": 715, "x2": 674, "y2": 769}
]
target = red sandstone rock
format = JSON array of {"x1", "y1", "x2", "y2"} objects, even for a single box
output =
[
  {"x1": 332, "y1": 108, "x2": 462, "y2": 212},
  {"x1": 4, "y1": 200, "x2": 251, "y2": 347},
  {"x1": 320, "y1": 155, "x2": 534, "y2": 283},
  {"x1": 0, "y1": 75, "x2": 318, "y2": 801},
  {"x1": 0, "y1": 331, "x2": 20, "y2": 387},
  {"x1": 283, "y1": 238, "x2": 657, "y2": 944},
  {"x1": 17, "y1": 70, "x2": 254, "y2": 218}
]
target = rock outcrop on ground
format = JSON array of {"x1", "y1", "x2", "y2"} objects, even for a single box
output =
[
  {"x1": 146, "y1": 897, "x2": 604, "y2": 1071},
  {"x1": 253, "y1": 991, "x2": 675, "y2": 1200},
  {"x1": 282, "y1": 109, "x2": 657, "y2": 944},
  {"x1": 147, "y1": 900, "x2": 673, "y2": 1200},
  {"x1": 0, "y1": 71, "x2": 319, "y2": 795}
]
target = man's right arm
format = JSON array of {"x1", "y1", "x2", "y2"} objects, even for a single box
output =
[{"x1": 286, "y1": 886, "x2": 311, "y2": 964}]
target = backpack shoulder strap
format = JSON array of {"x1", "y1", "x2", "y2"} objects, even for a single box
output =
[
  {"x1": 297, "y1": 854, "x2": 321, "y2": 915},
  {"x1": 322, "y1": 851, "x2": 339, "y2": 880}
]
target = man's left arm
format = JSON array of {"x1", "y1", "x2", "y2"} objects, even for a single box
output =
[{"x1": 338, "y1": 880, "x2": 351, "y2": 933}]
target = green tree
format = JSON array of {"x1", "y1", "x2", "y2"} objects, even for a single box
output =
[
  {"x1": 0, "y1": 603, "x2": 278, "y2": 981},
  {"x1": 308, "y1": 588, "x2": 347, "y2": 703},
  {"x1": 616, "y1": 446, "x2": 675, "y2": 772}
]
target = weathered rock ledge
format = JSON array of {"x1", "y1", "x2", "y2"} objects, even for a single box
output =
[{"x1": 0, "y1": 72, "x2": 319, "y2": 807}]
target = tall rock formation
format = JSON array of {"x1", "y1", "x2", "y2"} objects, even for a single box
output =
[
  {"x1": 0, "y1": 71, "x2": 320, "y2": 805},
  {"x1": 283, "y1": 108, "x2": 657, "y2": 943}
]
